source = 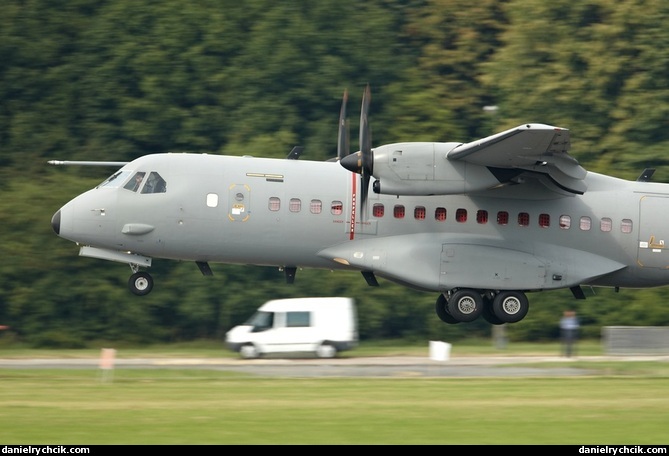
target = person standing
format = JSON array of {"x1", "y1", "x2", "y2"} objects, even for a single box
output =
[{"x1": 560, "y1": 310, "x2": 580, "y2": 357}]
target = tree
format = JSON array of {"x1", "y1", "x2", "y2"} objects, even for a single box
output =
[{"x1": 484, "y1": 0, "x2": 669, "y2": 178}]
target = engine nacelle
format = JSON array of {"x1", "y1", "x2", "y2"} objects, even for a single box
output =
[{"x1": 370, "y1": 142, "x2": 503, "y2": 196}]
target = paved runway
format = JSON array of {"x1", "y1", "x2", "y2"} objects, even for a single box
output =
[{"x1": 1, "y1": 354, "x2": 667, "y2": 377}]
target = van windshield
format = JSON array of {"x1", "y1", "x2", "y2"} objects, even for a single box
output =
[{"x1": 246, "y1": 311, "x2": 273, "y2": 332}]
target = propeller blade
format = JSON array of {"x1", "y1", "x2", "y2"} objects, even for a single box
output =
[
  {"x1": 339, "y1": 85, "x2": 373, "y2": 219},
  {"x1": 359, "y1": 84, "x2": 372, "y2": 217},
  {"x1": 359, "y1": 84, "x2": 372, "y2": 173},
  {"x1": 337, "y1": 89, "x2": 349, "y2": 161}
]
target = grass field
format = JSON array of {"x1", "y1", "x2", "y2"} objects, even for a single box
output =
[{"x1": 1, "y1": 340, "x2": 668, "y2": 444}]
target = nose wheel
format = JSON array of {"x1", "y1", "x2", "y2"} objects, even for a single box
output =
[{"x1": 128, "y1": 271, "x2": 154, "y2": 296}]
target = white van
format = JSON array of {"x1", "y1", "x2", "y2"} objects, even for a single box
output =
[{"x1": 225, "y1": 297, "x2": 358, "y2": 359}]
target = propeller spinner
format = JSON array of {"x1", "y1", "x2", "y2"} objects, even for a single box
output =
[{"x1": 340, "y1": 84, "x2": 373, "y2": 216}]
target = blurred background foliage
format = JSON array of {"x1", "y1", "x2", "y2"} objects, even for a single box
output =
[{"x1": 2, "y1": 0, "x2": 669, "y2": 347}]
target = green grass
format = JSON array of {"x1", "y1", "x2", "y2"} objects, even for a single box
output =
[
  {"x1": 0, "y1": 369, "x2": 667, "y2": 444},
  {"x1": 1, "y1": 339, "x2": 667, "y2": 444},
  {"x1": 0, "y1": 341, "x2": 669, "y2": 445}
]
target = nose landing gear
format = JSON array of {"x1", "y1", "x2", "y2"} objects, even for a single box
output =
[{"x1": 128, "y1": 264, "x2": 154, "y2": 296}]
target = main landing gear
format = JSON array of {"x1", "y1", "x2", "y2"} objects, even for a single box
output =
[{"x1": 435, "y1": 289, "x2": 529, "y2": 325}]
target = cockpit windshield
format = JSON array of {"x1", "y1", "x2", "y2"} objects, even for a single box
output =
[
  {"x1": 98, "y1": 170, "x2": 167, "y2": 193},
  {"x1": 124, "y1": 171, "x2": 167, "y2": 193},
  {"x1": 97, "y1": 170, "x2": 133, "y2": 189},
  {"x1": 141, "y1": 172, "x2": 167, "y2": 194},
  {"x1": 123, "y1": 172, "x2": 146, "y2": 192}
]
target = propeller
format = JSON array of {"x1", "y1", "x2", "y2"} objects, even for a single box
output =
[
  {"x1": 340, "y1": 84, "x2": 373, "y2": 217},
  {"x1": 337, "y1": 89, "x2": 349, "y2": 161}
]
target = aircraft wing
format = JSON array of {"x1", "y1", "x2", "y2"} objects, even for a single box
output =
[{"x1": 449, "y1": 123, "x2": 587, "y2": 195}]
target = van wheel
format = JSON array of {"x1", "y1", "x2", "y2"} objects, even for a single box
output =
[
  {"x1": 316, "y1": 343, "x2": 337, "y2": 359},
  {"x1": 240, "y1": 344, "x2": 259, "y2": 359}
]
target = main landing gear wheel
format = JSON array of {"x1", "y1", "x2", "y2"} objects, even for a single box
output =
[
  {"x1": 447, "y1": 289, "x2": 483, "y2": 322},
  {"x1": 435, "y1": 294, "x2": 459, "y2": 324},
  {"x1": 128, "y1": 271, "x2": 154, "y2": 296},
  {"x1": 492, "y1": 291, "x2": 529, "y2": 323},
  {"x1": 482, "y1": 296, "x2": 505, "y2": 325}
]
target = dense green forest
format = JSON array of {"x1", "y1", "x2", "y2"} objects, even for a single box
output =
[{"x1": 1, "y1": 0, "x2": 669, "y2": 348}]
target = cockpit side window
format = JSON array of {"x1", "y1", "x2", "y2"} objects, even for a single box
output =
[
  {"x1": 123, "y1": 172, "x2": 146, "y2": 192},
  {"x1": 141, "y1": 172, "x2": 167, "y2": 194}
]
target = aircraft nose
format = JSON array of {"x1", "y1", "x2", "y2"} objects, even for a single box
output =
[{"x1": 51, "y1": 210, "x2": 61, "y2": 235}]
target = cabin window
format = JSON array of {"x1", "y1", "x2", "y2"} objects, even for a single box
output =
[
  {"x1": 331, "y1": 201, "x2": 343, "y2": 215},
  {"x1": 579, "y1": 216, "x2": 592, "y2": 231},
  {"x1": 206, "y1": 193, "x2": 218, "y2": 208},
  {"x1": 538, "y1": 213, "x2": 550, "y2": 228},
  {"x1": 289, "y1": 198, "x2": 301, "y2": 212},
  {"x1": 373, "y1": 204, "x2": 385, "y2": 218},
  {"x1": 476, "y1": 210, "x2": 488, "y2": 224},
  {"x1": 414, "y1": 206, "x2": 426, "y2": 220},
  {"x1": 310, "y1": 199, "x2": 322, "y2": 214},
  {"x1": 497, "y1": 211, "x2": 508, "y2": 225},
  {"x1": 600, "y1": 217, "x2": 612, "y2": 232},
  {"x1": 394, "y1": 205, "x2": 405, "y2": 219},
  {"x1": 518, "y1": 212, "x2": 530, "y2": 226},
  {"x1": 269, "y1": 197, "x2": 281, "y2": 211},
  {"x1": 286, "y1": 311, "x2": 310, "y2": 328},
  {"x1": 456, "y1": 208, "x2": 467, "y2": 223},
  {"x1": 621, "y1": 219, "x2": 633, "y2": 233},
  {"x1": 435, "y1": 207, "x2": 447, "y2": 221},
  {"x1": 559, "y1": 215, "x2": 571, "y2": 229}
]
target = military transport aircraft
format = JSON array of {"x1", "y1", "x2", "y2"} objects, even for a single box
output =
[{"x1": 50, "y1": 85, "x2": 669, "y2": 326}]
